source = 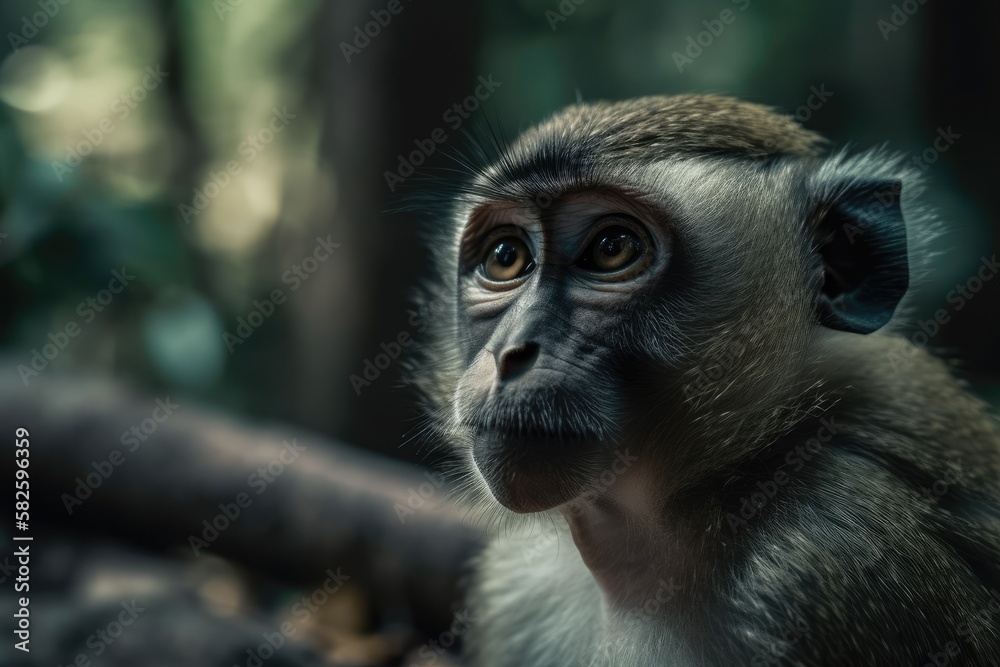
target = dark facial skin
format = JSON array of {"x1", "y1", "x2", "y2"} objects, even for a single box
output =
[{"x1": 454, "y1": 191, "x2": 674, "y2": 512}]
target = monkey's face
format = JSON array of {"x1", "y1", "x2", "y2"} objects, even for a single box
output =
[
  {"x1": 452, "y1": 191, "x2": 676, "y2": 512},
  {"x1": 433, "y1": 97, "x2": 911, "y2": 516}
]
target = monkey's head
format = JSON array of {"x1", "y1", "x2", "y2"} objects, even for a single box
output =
[{"x1": 413, "y1": 94, "x2": 919, "y2": 515}]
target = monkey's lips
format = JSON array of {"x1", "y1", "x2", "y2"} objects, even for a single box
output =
[{"x1": 470, "y1": 426, "x2": 605, "y2": 513}]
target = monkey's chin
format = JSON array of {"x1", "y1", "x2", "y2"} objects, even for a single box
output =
[{"x1": 471, "y1": 429, "x2": 598, "y2": 513}]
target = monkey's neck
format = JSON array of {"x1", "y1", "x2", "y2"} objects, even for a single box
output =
[{"x1": 558, "y1": 471, "x2": 715, "y2": 616}]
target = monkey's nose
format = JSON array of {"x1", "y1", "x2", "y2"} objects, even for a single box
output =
[{"x1": 496, "y1": 342, "x2": 540, "y2": 383}]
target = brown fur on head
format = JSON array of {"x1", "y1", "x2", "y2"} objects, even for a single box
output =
[
  {"x1": 459, "y1": 94, "x2": 830, "y2": 208},
  {"x1": 513, "y1": 93, "x2": 826, "y2": 159}
]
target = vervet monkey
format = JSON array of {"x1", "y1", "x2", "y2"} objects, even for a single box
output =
[{"x1": 412, "y1": 94, "x2": 1000, "y2": 666}]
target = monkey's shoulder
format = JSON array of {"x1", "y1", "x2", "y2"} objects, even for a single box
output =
[{"x1": 721, "y1": 445, "x2": 1000, "y2": 665}]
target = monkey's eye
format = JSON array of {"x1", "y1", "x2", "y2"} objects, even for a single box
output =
[
  {"x1": 482, "y1": 237, "x2": 534, "y2": 282},
  {"x1": 578, "y1": 226, "x2": 645, "y2": 273}
]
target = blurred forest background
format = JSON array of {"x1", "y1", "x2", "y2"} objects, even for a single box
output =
[
  {"x1": 0, "y1": 0, "x2": 999, "y2": 665},
  {"x1": 1, "y1": 0, "x2": 999, "y2": 458}
]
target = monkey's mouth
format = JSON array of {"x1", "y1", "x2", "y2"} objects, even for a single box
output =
[{"x1": 468, "y1": 423, "x2": 605, "y2": 513}]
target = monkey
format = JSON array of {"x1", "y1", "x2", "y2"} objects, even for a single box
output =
[{"x1": 408, "y1": 93, "x2": 1000, "y2": 666}]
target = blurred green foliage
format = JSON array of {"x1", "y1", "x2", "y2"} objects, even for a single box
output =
[{"x1": 0, "y1": 0, "x2": 996, "y2": 444}]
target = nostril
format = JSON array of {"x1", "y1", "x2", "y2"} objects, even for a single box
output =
[{"x1": 496, "y1": 342, "x2": 540, "y2": 382}]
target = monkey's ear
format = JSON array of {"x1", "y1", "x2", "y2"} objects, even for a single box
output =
[{"x1": 813, "y1": 180, "x2": 909, "y2": 334}]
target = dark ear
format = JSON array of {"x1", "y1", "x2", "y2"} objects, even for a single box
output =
[{"x1": 813, "y1": 179, "x2": 909, "y2": 334}]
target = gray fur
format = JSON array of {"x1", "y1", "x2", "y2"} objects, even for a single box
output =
[{"x1": 409, "y1": 95, "x2": 1000, "y2": 666}]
